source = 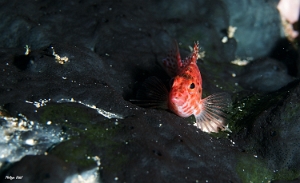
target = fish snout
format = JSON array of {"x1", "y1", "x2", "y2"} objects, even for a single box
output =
[{"x1": 170, "y1": 92, "x2": 185, "y2": 106}]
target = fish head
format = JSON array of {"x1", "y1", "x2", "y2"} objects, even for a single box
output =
[{"x1": 168, "y1": 63, "x2": 202, "y2": 117}]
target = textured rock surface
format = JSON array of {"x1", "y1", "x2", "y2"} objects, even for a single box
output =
[
  {"x1": 0, "y1": 0, "x2": 299, "y2": 183},
  {"x1": 229, "y1": 80, "x2": 300, "y2": 182},
  {"x1": 1, "y1": 155, "x2": 76, "y2": 183},
  {"x1": 238, "y1": 58, "x2": 295, "y2": 92},
  {"x1": 222, "y1": 0, "x2": 281, "y2": 59}
]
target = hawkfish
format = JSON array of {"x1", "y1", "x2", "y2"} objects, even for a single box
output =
[{"x1": 133, "y1": 41, "x2": 231, "y2": 133}]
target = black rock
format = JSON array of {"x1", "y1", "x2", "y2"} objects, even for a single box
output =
[{"x1": 0, "y1": 0, "x2": 299, "y2": 182}]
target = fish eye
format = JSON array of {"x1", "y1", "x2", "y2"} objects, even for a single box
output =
[{"x1": 189, "y1": 83, "x2": 195, "y2": 89}]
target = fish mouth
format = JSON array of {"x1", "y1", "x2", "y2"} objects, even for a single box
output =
[
  {"x1": 170, "y1": 96, "x2": 185, "y2": 106},
  {"x1": 169, "y1": 95, "x2": 192, "y2": 117}
]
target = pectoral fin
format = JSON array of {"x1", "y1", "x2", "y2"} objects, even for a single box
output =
[{"x1": 195, "y1": 92, "x2": 232, "y2": 133}]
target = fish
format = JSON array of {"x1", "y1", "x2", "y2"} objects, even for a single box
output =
[{"x1": 132, "y1": 41, "x2": 231, "y2": 133}]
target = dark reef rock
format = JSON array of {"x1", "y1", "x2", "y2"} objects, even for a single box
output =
[
  {"x1": 0, "y1": 0, "x2": 299, "y2": 183},
  {"x1": 229, "y1": 80, "x2": 300, "y2": 182},
  {"x1": 1, "y1": 155, "x2": 76, "y2": 183},
  {"x1": 0, "y1": 44, "x2": 241, "y2": 182},
  {"x1": 238, "y1": 58, "x2": 295, "y2": 92},
  {"x1": 223, "y1": 0, "x2": 281, "y2": 59}
]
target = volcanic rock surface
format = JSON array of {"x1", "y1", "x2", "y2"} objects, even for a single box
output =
[{"x1": 0, "y1": 0, "x2": 299, "y2": 183}]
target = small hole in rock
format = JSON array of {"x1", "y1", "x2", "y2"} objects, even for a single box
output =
[{"x1": 152, "y1": 150, "x2": 162, "y2": 156}]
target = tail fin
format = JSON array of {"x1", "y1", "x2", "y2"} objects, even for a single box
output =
[
  {"x1": 130, "y1": 76, "x2": 168, "y2": 109},
  {"x1": 195, "y1": 92, "x2": 232, "y2": 133}
]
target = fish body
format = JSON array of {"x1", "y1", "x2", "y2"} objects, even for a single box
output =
[
  {"x1": 133, "y1": 41, "x2": 231, "y2": 133},
  {"x1": 166, "y1": 42, "x2": 202, "y2": 117},
  {"x1": 164, "y1": 41, "x2": 230, "y2": 133}
]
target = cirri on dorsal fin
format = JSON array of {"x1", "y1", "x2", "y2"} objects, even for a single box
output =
[
  {"x1": 162, "y1": 41, "x2": 200, "y2": 77},
  {"x1": 182, "y1": 41, "x2": 199, "y2": 67}
]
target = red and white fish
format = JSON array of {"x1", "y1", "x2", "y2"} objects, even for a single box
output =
[{"x1": 133, "y1": 41, "x2": 231, "y2": 133}]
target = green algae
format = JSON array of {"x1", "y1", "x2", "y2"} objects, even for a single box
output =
[
  {"x1": 274, "y1": 169, "x2": 300, "y2": 181},
  {"x1": 49, "y1": 122, "x2": 128, "y2": 172},
  {"x1": 39, "y1": 103, "x2": 93, "y2": 125},
  {"x1": 228, "y1": 90, "x2": 287, "y2": 134},
  {"x1": 38, "y1": 103, "x2": 128, "y2": 172},
  {"x1": 49, "y1": 138, "x2": 96, "y2": 170},
  {"x1": 229, "y1": 80, "x2": 300, "y2": 133},
  {"x1": 237, "y1": 154, "x2": 300, "y2": 182},
  {"x1": 236, "y1": 154, "x2": 273, "y2": 183},
  {"x1": 233, "y1": 81, "x2": 300, "y2": 182}
]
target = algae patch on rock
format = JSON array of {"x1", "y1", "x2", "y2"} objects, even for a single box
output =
[
  {"x1": 38, "y1": 102, "x2": 128, "y2": 173},
  {"x1": 236, "y1": 154, "x2": 273, "y2": 182}
]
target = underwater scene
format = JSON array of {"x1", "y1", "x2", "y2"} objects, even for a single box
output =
[{"x1": 0, "y1": 0, "x2": 300, "y2": 182}]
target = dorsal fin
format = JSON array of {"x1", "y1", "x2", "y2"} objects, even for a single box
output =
[
  {"x1": 162, "y1": 40, "x2": 182, "y2": 77},
  {"x1": 182, "y1": 41, "x2": 199, "y2": 68}
]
